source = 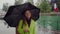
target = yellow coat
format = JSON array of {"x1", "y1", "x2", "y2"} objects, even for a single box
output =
[{"x1": 17, "y1": 19, "x2": 35, "y2": 34}]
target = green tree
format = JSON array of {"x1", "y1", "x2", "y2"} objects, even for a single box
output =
[
  {"x1": 27, "y1": 0, "x2": 34, "y2": 4},
  {"x1": 15, "y1": 0, "x2": 34, "y2": 5},
  {"x1": 3, "y1": 3, "x2": 8, "y2": 12},
  {"x1": 37, "y1": 0, "x2": 51, "y2": 13},
  {"x1": 15, "y1": 0, "x2": 23, "y2": 5},
  {"x1": 56, "y1": 0, "x2": 60, "y2": 11}
]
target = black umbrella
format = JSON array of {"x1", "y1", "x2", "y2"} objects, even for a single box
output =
[
  {"x1": 3, "y1": 5, "x2": 23, "y2": 27},
  {"x1": 3, "y1": 2, "x2": 40, "y2": 27},
  {"x1": 30, "y1": 9, "x2": 40, "y2": 21}
]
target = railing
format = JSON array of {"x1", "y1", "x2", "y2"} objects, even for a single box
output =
[{"x1": 40, "y1": 12, "x2": 60, "y2": 16}]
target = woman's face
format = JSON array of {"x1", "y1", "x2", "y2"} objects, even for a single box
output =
[{"x1": 25, "y1": 10, "x2": 31, "y2": 19}]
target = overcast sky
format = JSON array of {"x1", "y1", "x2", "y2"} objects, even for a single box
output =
[{"x1": 0, "y1": 0, "x2": 37, "y2": 9}]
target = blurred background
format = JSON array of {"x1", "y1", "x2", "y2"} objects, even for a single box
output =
[{"x1": 0, "y1": 0, "x2": 60, "y2": 34}]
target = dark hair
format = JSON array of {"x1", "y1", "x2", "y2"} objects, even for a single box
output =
[
  {"x1": 22, "y1": 9, "x2": 32, "y2": 27},
  {"x1": 23, "y1": 10, "x2": 31, "y2": 16}
]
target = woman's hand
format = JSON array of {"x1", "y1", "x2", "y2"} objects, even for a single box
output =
[{"x1": 24, "y1": 29, "x2": 28, "y2": 32}]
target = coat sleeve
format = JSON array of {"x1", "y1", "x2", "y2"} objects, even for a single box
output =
[
  {"x1": 33, "y1": 22, "x2": 36, "y2": 34},
  {"x1": 28, "y1": 20, "x2": 36, "y2": 34},
  {"x1": 17, "y1": 20, "x2": 23, "y2": 34}
]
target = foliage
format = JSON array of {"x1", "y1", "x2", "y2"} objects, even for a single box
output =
[
  {"x1": 15, "y1": 0, "x2": 23, "y2": 5},
  {"x1": 57, "y1": 0, "x2": 60, "y2": 10},
  {"x1": 3, "y1": 3, "x2": 8, "y2": 12},
  {"x1": 37, "y1": 0, "x2": 51, "y2": 13},
  {"x1": 27, "y1": 0, "x2": 34, "y2": 4}
]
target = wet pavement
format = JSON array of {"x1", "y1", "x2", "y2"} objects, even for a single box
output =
[
  {"x1": 0, "y1": 19, "x2": 54, "y2": 34},
  {"x1": 0, "y1": 19, "x2": 15, "y2": 34}
]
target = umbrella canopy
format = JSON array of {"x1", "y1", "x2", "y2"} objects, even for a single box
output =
[
  {"x1": 3, "y1": 5, "x2": 23, "y2": 27},
  {"x1": 3, "y1": 2, "x2": 40, "y2": 27}
]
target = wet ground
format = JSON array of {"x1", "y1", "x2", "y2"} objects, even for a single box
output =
[
  {"x1": 0, "y1": 19, "x2": 54, "y2": 34},
  {"x1": 0, "y1": 16, "x2": 60, "y2": 34},
  {"x1": 0, "y1": 19, "x2": 15, "y2": 34}
]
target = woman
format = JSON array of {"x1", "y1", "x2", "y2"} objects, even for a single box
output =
[{"x1": 17, "y1": 10, "x2": 35, "y2": 34}]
